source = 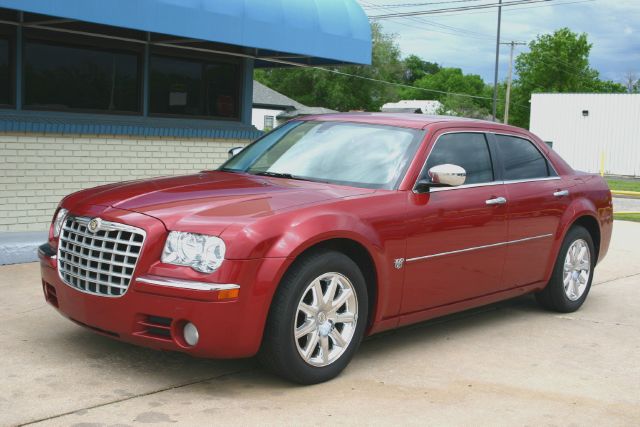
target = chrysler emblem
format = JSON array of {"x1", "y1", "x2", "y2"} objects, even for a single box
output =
[{"x1": 88, "y1": 218, "x2": 102, "y2": 233}]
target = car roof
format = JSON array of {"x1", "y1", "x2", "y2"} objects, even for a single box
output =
[{"x1": 298, "y1": 112, "x2": 501, "y2": 130}]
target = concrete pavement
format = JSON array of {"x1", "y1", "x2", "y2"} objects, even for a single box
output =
[
  {"x1": 1, "y1": 221, "x2": 639, "y2": 426},
  {"x1": 613, "y1": 196, "x2": 640, "y2": 212}
]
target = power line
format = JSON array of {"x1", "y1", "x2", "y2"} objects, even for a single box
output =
[
  {"x1": 362, "y1": 0, "x2": 487, "y2": 9},
  {"x1": 370, "y1": 0, "x2": 557, "y2": 18},
  {"x1": 313, "y1": 67, "x2": 497, "y2": 101},
  {"x1": 424, "y1": 0, "x2": 595, "y2": 16},
  {"x1": 361, "y1": 0, "x2": 495, "y2": 40},
  {"x1": 379, "y1": 17, "x2": 495, "y2": 40},
  {"x1": 305, "y1": 65, "x2": 531, "y2": 112}
]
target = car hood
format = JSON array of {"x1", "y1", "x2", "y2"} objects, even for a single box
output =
[{"x1": 64, "y1": 171, "x2": 373, "y2": 234}]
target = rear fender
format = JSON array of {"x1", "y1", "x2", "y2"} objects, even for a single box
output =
[{"x1": 541, "y1": 197, "x2": 601, "y2": 285}]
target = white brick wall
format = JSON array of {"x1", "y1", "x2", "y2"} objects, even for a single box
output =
[{"x1": 0, "y1": 133, "x2": 250, "y2": 232}]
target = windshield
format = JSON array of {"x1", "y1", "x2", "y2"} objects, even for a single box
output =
[{"x1": 220, "y1": 121, "x2": 424, "y2": 190}]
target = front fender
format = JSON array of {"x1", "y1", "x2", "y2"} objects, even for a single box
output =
[{"x1": 219, "y1": 193, "x2": 410, "y2": 334}]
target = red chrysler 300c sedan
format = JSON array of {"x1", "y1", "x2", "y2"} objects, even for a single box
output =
[{"x1": 39, "y1": 113, "x2": 612, "y2": 384}]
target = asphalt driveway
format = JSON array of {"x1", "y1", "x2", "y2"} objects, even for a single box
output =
[{"x1": 2, "y1": 221, "x2": 639, "y2": 426}]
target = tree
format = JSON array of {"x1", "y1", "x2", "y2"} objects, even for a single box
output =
[
  {"x1": 399, "y1": 67, "x2": 492, "y2": 118},
  {"x1": 510, "y1": 28, "x2": 626, "y2": 128},
  {"x1": 624, "y1": 71, "x2": 639, "y2": 93},
  {"x1": 254, "y1": 23, "x2": 404, "y2": 112},
  {"x1": 402, "y1": 55, "x2": 440, "y2": 83}
]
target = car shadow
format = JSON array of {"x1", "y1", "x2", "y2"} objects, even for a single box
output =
[{"x1": 52, "y1": 293, "x2": 543, "y2": 392}]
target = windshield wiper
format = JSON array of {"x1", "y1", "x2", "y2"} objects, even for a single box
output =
[
  {"x1": 254, "y1": 171, "x2": 328, "y2": 183},
  {"x1": 256, "y1": 171, "x2": 304, "y2": 179},
  {"x1": 217, "y1": 167, "x2": 241, "y2": 173}
]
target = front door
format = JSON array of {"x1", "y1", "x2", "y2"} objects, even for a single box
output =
[{"x1": 401, "y1": 131, "x2": 508, "y2": 314}]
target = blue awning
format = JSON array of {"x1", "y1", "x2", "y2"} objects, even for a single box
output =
[{"x1": 0, "y1": 0, "x2": 372, "y2": 65}]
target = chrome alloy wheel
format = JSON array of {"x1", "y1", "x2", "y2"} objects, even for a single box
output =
[
  {"x1": 563, "y1": 239, "x2": 591, "y2": 301},
  {"x1": 294, "y1": 272, "x2": 358, "y2": 367}
]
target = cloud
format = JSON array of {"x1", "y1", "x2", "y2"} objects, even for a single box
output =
[{"x1": 360, "y1": 0, "x2": 640, "y2": 84}]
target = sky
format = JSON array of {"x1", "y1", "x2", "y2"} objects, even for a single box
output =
[{"x1": 356, "y1": 0, "x2": 640, "y2": 85}]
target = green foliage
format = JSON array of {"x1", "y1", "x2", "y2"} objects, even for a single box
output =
[
  {"x1": 400, "y1": 67, "x2": 492, "y2": 118},
  {"x1": 255, "y1": 25, "x2": 626, "y2": 129},
  {"x1": 402, "y1": 55, "x2": 441, "y2": 83},
  {"x1": 254, "y1": 23, "x2": 403, "y2": 112},
  {"x1": 613, "y1": 213, "x2": 640, "y2": 223},
  {"x1": 606, "y1": 179, "x2": 640, "y2": 193},
  {"x1": 509, "y1": 28, "x2": 626, "y2": 128}
]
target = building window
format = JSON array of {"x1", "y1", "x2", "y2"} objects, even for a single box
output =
[
  {"x1": 0, "y1": 37, "x2": 12, "y2": 106},
  {"x1": 264, "y1": 115, "x2": 274, "y2": 130},
  {"x1": 23, "y1": 40, "x2": 141, "y2": 113},
  {"x1": 149, "y1": 54, "x2": 240, "y2": 119}
]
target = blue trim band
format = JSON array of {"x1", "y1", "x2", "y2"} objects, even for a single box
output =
[{"x1": 0, "y1": 111, "x2": 263, "y2": 139}]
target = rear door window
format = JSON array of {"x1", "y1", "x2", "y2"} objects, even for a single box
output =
[{"x1": 495, "y1": 134, "x2": 550, "y2": 180}]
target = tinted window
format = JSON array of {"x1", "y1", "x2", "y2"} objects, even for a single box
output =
[
  {"x1": 0, "y1": 38, "x2": 10, "y2": 105},
  {"x1": 149, "y1": 55, "x2": 240, "y2": 119},
  {"x1": 496, "y1": 135, "x2": 549, "y2": 180},
  {"x1": 24, "y1": 41, "x2": 140, "y2": 112},
  {"x1": 424, "y1": 133, "x2": 494, "y2": 184}
]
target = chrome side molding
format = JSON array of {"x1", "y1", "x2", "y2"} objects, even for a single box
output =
[{"x1": 406, "y1": 233, "x2": 554, "y2": 263}]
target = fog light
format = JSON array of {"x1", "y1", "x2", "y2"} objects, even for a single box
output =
[{"x1": 183, "y1": 322, "x2": 199, "y2": 346}]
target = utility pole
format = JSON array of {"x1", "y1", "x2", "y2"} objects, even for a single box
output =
[
  {"x1": 491, "y1": 0, "x2": 502, "y2": 122},
  {"x1": 501, "y1": 41, "x2": 526, "y2": 124}
]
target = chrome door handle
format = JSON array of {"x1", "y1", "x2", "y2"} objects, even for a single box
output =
[
  {"x1": 486, "y1": 196, "x2": 507, "y2": 205},
  {"x1": 553, "y1": 190, "x2": 570, "y2": 197}
]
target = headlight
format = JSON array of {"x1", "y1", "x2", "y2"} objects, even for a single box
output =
[
  {"x1": 52, "y1": 208, "x2": 68, "y2": 238},
  {"x1": 161, "y1": 231, "x2": 226, "y2": 273}
]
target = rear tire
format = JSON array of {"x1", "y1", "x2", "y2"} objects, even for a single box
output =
[
  {"x1": 535, "y1": 225, "x2": 595, "y2": 313},
  {"x1": 259, "y1": 250, "x2": 368, "y2": 384}
]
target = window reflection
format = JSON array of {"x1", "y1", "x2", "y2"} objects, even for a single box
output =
[
  {"x1": 496, "y1": 135, "x2": 549, "y2": 180},
  {"x1": 24, "y1": 41, "x2": 139, "y2": 113},
  {"x1": 425, "y1": 133, "x2": 494, "y2": 184}
]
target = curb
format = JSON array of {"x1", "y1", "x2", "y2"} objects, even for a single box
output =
[
  {"x1": 0, "y1": 231, "x2": 48, "y2": 265},
  {"x1": 612, "y1": 190, "x2": 640, "y2": 197}
]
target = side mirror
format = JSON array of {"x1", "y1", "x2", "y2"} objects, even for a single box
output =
[
  {"x1": 414, "y1": 164, "x2": 467, "y2": 193},
  {"x1": 228, "y1": 146, "x2": 244, "y2": 158}
]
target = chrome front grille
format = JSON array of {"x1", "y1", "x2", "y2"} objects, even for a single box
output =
[{"x1": 57, "y1": 216, "x2": 146, "y2": 297}]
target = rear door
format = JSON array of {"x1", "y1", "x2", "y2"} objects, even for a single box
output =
[
  {"x1": 491, "y1": 133, "x2": 573, "y2": 289},
  {"x1": 401, "y1": 131, "x2": 508, "y2": 313}
]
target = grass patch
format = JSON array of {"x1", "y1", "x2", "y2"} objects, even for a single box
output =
[
  {"x1": 607, "y1": 178, "x2": 640, "y2": 192},
  {"x1": 614, "y1": 213, "x2": 640, "y2": 222}
]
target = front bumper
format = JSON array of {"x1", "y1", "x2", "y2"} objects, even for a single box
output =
[{"x1": 39, "y1": 206, "x2": 290, "y2": 359}]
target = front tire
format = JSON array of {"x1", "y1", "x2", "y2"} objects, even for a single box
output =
[
  {"x1": 259, "y1": 251, "x2": 368, "y2": 384},
  {"x1": 535, "y1": 225, "x2": 595, "y2": 313}
]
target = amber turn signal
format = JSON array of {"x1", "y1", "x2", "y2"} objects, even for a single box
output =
[{"x1": 218, "y1": 288, "x2": 239, "y2": 300}]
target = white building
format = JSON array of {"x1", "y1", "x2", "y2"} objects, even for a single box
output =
[
  {"x1": 381, "y1": 99, "x2": 443, "y2": 115},
  {"x1": 530, "y1": 93, "x2": 640, "y2": 177},
  {"x1": 252, "y1": 81, "x2": 336, "y2": 131}
]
